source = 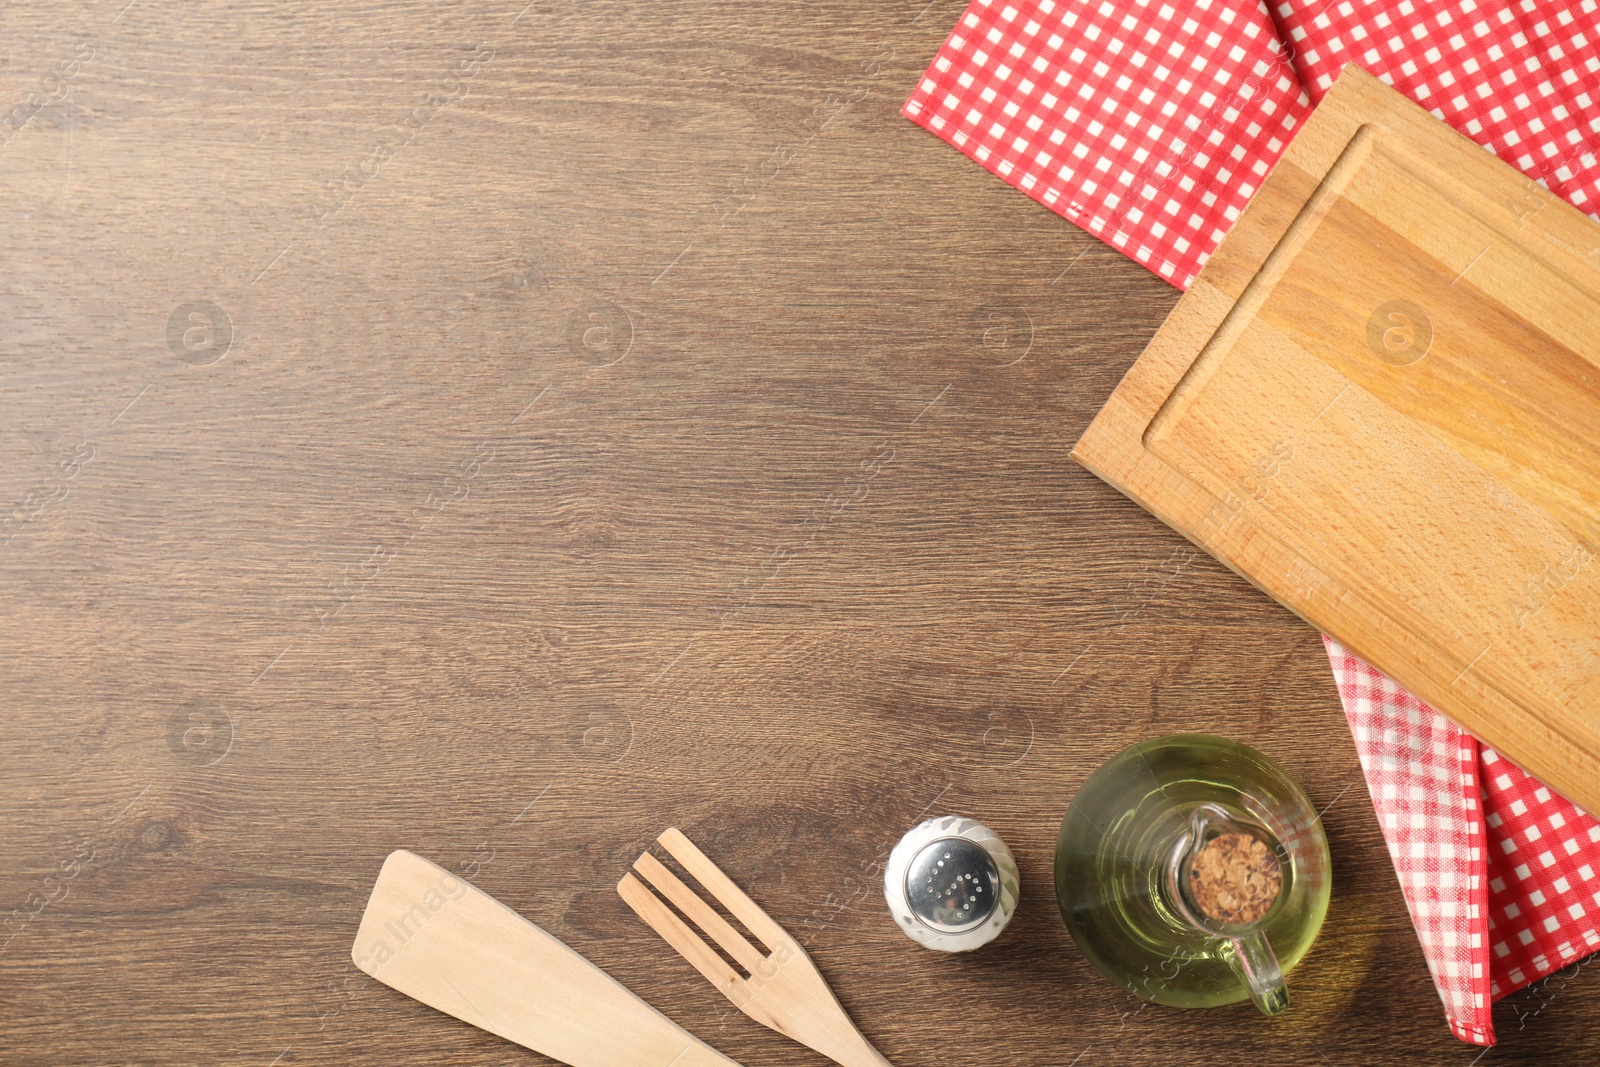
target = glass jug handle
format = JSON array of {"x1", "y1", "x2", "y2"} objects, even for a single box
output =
[{"x1": 1226, "y1": 928, "x2": 1289, "y2": 1016}]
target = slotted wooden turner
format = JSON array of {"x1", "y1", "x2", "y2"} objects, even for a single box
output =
[
  {"x1": 352, "y1": 849, "x2": 742, "y2": 1067},
  {"x1": 617, "y1": 828, "x2": 892, "y2": 1067}
]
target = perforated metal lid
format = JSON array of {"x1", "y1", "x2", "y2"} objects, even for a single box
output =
[{"x1": 903, "y1": 836, "x2": 1000, "y2": 933}]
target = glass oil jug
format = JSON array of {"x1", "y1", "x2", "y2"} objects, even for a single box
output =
[{"x1": 1054, "y1": 734, "x2": 1331, "y2": 1014}]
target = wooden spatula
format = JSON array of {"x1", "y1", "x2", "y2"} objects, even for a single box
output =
[
  {"x1": 352, "y1": 849, "x2": 742, "y2": 1067},
  {"x1": 617, "y1": 828, "x2": 892, "y2": 1067}
]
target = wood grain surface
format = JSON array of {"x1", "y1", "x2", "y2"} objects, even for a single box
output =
[
  {"x1": 1073, "y1": 66, "x2": 1600, "y2": 819},
  {"x1": 0, "y1": 3, "x2": 1591, "y2": 1065}
]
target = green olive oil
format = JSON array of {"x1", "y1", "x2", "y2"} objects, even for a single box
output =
[{"x1": 1054, "y1": 734, "x2": 1332, "y2": 1009}]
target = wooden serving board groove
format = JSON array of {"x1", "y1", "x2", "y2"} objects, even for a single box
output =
[{"x1": 1072, "y1": 64, "x2": 1600, "y2": 812}]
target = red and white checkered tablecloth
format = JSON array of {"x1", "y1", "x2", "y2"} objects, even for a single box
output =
[
  {"x1": 1327, "y1": 639, "x2": 1600, "y2": 1043},
  {"x1": 903, "y1": 0, "x2": 1600, "y2": 1045}
]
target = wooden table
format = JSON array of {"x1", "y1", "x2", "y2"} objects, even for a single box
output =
[{"x1": 0, "y1": 2, "x2": 1590, "y2": 1064}]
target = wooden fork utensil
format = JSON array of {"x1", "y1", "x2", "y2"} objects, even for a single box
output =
[{"x1": 618, "y1": 827, "x2": 892, "y2": 1067}]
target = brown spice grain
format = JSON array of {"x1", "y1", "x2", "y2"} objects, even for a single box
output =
[{"x1": 1187, "y1": 831, "x2": 1282, "y2": 926}]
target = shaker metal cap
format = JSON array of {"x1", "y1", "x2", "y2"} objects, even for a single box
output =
[
  {"x1": 884, "y1": 815, "x2": 1019, "y2": 952},
  {"x1": 905, "y1": 837, "x2": 998, "y2": 932}
]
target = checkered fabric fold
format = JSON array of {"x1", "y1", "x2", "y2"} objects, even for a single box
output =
[
  {"x1": 905, "y1": 0, "x2": 1600, "y2": 1045},
  {"x1": 905, "y1": 0, "x2": 1311, "y2": 287},
  {"x1": 1327, "y1": 639, "x2": 1600, "y2": 1044}
]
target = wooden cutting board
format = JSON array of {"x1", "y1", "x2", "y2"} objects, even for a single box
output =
[{"x1": 1072, "y1": 64, "x2": 1600, "y2": 812}]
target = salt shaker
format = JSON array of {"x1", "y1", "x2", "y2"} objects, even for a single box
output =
[{"x1": 884, "y1": 815, "x2": 1019, "y2": 951}]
